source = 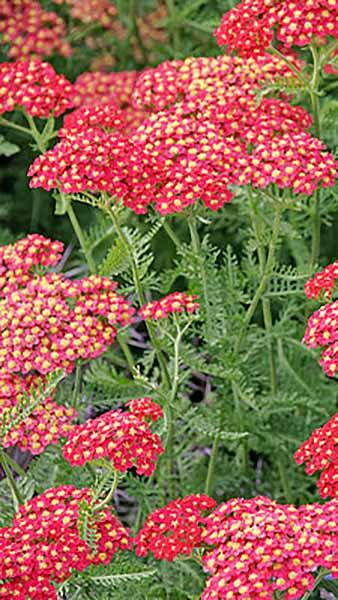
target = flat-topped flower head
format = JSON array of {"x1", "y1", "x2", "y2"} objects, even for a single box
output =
[
  {"x1": 215, "y1": 0, "x2": 338, "y2": 57},
  {"x1": 305, "y1": 261, "x2": 338, "y2": 300},
  {"x1": 201, "y1": 495, "x2": 338, "y2": 599},
  {"x1": 63, "y1": 398, "x2": 164, "y2": 475},
  {"x1": 59, "y1": 103, "x2": 127, "y2": 136},
  {"x1": 0, "y1": 59, "x2": 74, "y2": 117},
  {"x1": 132, "y1": 53, "x2": 301, "y2": 113},
  {"x1": 246, "y1": 131, "x2": 337, "y2": 195},
  {"x1": 0, "y1": 0, "x2": 71, "y2": 59},
  {"x1": 0, "y1": 234, "x2": 64, "y2": 296},
  {"x1": 135, "y1": 494, "x2": 216, "y2": 560},
  {"x1": 0, "y1": 371, "x2": 76, "y2": 455},
  {"x1": 0, "y1": 271, "x2": 135, "y2": 375},
  {"x1": 139, "y1": 292, "x2": 200, "y2": 320},
  {"x1": 28, "y1": 128, "x2": 149, "y2": 198},
  {"x1": 295, "y1": 413, "x2": 338, "y2": 498},
  {"x1": 0, "y1": 485, "x2": 131, "y2": 592},
  {"x1": 303, "y1": 300, "x2": 338, "y2": 376}
]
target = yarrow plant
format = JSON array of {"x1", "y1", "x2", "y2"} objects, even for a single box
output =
[{"x1": 0, "y1": 1, "x2": 337, "y2": 599}]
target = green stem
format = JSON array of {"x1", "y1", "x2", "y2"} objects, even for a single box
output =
[
  {"x1": 308, "y1": 46, "x2": 322, "y2": 269},
  {"x1": 188, "y1": 214, "x2": 212, "y2": 344},
  {"x1": 0, "y1": 116, "x2": 31, "y2": 135},
  {"x1": 205, "y1": 434, "x2": 220, "y2": 496},
  {"x1": 165, "y1": 0, "x2": 181, "y2": 56},
  {"x1": 66, "y1": 202, "x2": 96, "y2": 274},
  {"x1": 102, "y1": 200, "x2": 171, "y2": 388},
  {"x1": 117, "y1": 332, "x2": 136, "y2": 373},
  {"x1": 163, "y1": 318, "x2": 186, "y2": 499},
  {"x1": 71, "y1": 362, "x2": 82, "y2": 410},
  {"x1": 2, "y1": 453, "x2": 26, "y2": 478},
  {"x1": 248, "y1": 189, "x2": 277, "y2": 397},
  {"x1": 94, "y1": 469, "x2": 119, "y2": 512},
  {"x1": 129, "y1": 0, "x2": 148, "y2": 64},
  {"x1": 0, "y1": 450, "x2": 24, "y2": 510},
  {"x1": 268, "y1": 46, "x2": 310, "y2": 89},
  {"x1": 277, "y1": 460, "x2": 292, "y2": 503},
  {"x1": 236, "y1": 202, "x2": 283, "y2": 353},
  {"x1": 162, "y1": 219, "x2": 181, "y2": 249},
  {"x1": 300, "y1": 569, "x2": 326, "y2": 600}
]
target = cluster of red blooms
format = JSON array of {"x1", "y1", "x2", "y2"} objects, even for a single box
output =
[
  {"x1": 131, "y1": 54, "x2": 336, "y2": 207},
  {"x1": 214, "y1": 0, "x2": 338, "y2": 57},
  {"x1": 63, "y1": 397, "x2": 164, "y2": 476},
  {"x1": 131, "y1": 53, "x2": 301, "y2": 112},
  {"x1": 0, "y1": 233, "x2": 64, "y2": 296},
  {"x1": 295, "y1": 413, "x2": 338, "y2": 498},
  {"x1": 0, "y1": 59, "x2": 74, "y2": 118},
  {"x1": 0, "y1": 0, "x2": 71, "y2": 59},
  {"x1": 139, "y1": 292, "x2": 200, "y2": 320},
  {"x1": 0, "y1": 371, "x2": 76, "y2": 455},
  {"x1": 28, "y1": 128, "x2": 148, "y2": 197},
  {"x1": 305, "y1": 260, "x2": 338, "y2": 299},
  {"x1": 59, "y1": 104, "x2": 127, "y2": 137},
  {"x1": 135, "y1": 494, "x2": 216, "y2": 560},
  {"x1": 72, "y1": 69, "x2": 145, "y2": 133},
  {"x1": 52, "y1": 0, "x2": 117, "y2": 28},
  {"x1": 0, "y1": 485, "x2": 132, "y2": 598},
  {"x1": 0, "y1": 271, "x2": 134, "y2": 374},
  {"x1": 201, "y1": 495, "x2": 338, "y2": 599},
  {"x1": 27, "y1": 50, "x2": 337, "y2": 213},
  {"x1": 302, "y1": 300, "x2": 338, "y2": 377}
]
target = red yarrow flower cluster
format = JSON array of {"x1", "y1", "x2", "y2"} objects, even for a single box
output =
[
  {"x1": 0, "y1": 0, "x2": 71, "y2": 59},
  {"x1": 52, "y1": 0, "x2": 117, "y2": 28},
  {"x1": 246, "y1": 131, "x2": 336, "y2": 195},
  {"x1": 72, "y1": 69, "x2": 145, "y2": 133},
  {"x1": 0, "y1": 59, "x2": 74, "y2": 117},
  {"x1": 139, "y1": 292, "x2": 200, "y2": 320},
  {"x1": 132, "y1": 54, "x2": 301, "y2": 113},
  {"x1": 305, "y1": 261, "x2": 338, "y2": 299},
  {"x1": 294, "y1": 413, "x2": 338, "y2": 498},
  {"x1": 302, "y1": 300, "x2": 338, "y2": 376},
  {"x1": 28, "y1": 128, "x2": 152, "y2": 199},
  {"x1": 214, "y1": 0, "x2": 338, "y2": 57},
  {"x1": 0, "y1": 271, "x2": 135, "y2": 375},
  {"x1": 0, "y1": 485, "x2": 132, "y2": 597},
  {"x1": 135, "y1": 494, "x2": 216, "y2": 560},
  {"x1": 59, "y1": 103, "x2": 127, "y2": 137},
  {"x1": 62, "y1": 398, "x2": 164, "y2": 476},
  {"x1": 201, "y1": 495, "x2": 338, "y2": 600},
  {"x1": 0, "y1": 233, "x2": 63, "y2": 296},
  {"x1": 28, "y1": 53, "x2": 337, "y2": 214},
  {"x1": 0, "y1": 371, "x2": 76, "y2": 455}
]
